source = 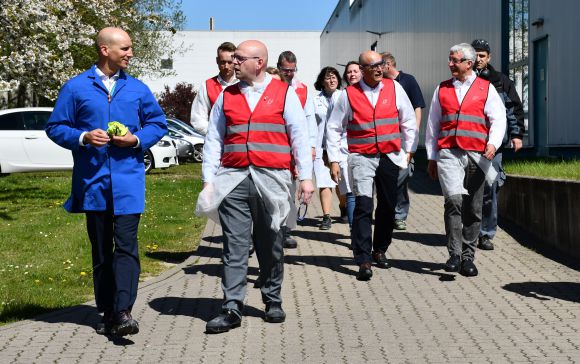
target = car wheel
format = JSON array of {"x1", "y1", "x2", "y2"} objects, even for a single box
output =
[
  {"x1": 193, "y1": 144, "x2": 203, "y2": 163},
  {"x1": 144, "y1": 149, "x2": 154, "y2": 173}
]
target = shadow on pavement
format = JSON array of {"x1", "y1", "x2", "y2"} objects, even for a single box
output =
[
  {"x1": 409, "y1": 170, "x2": 443, "y2": 196},
  {"x1": 148, "y1": 297, "x2": 263, "y2": 321},
  {"x1": 183, "y1": 263, "x2": 259, "y2": 279},
  {"x1": 502, "y1": 282, "x2": 580, "y2": 303},
  {"x1": 291, "y1": 229, "x2": 351, "y2": 249},
  {"x1": 145, "y1": 250, "x2": 197, "y2": 264},
  {"x1": 393, "y1": 231, "x2": 447, "y2": 246},
  {"x1": 284, "y1": 254, "x2": 358, "y2": 277},
  {"x1": 388, "y1": 259, "x2": 457, "y2": 281}
]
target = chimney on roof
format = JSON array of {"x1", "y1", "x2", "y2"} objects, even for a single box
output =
[{"x1": 209, "y1": 17, "x2": 214, "y2": 31}]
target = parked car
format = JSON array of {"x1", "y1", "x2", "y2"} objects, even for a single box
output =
[
  {"x1": 166, "y1": 117, "x2": 205, "y2": 162},
  {"x1": 0, "y1": 107, "x2": 177, "y2": 174}
]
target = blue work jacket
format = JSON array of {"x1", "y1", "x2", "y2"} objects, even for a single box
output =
[{"x1": 46, "y1": 65, "x2": 167, "y2": 214}]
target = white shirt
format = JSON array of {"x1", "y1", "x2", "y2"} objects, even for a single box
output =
[
  {"x1": 425, "y1": 72, "x2": 507, "y2": 160},
  {"x1": 290, "y1": 77, "x2": 318, "y2": 148},
  {"x1": 80, "y1": 68, "x2": 139, "y2": 147},
  {"x1": 95, "y1": 67, "x2": 120, "y2": 93},
  {"x1": 314, "y1": 89, "x2": 342, "y2": 151},
  {"x1": 326, "y1": 78, "x2": 417, "y2": 169},
  {"x1": 190, "y1": 74, "x2": 238, "y2": 135},
  {"x1": 202, "y1": 73, "x2": 313, "y2": 182}
]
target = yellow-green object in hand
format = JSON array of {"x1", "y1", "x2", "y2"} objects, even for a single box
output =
[{"x1": 107, "y1": 121, "x2": 129, "y2": 136}]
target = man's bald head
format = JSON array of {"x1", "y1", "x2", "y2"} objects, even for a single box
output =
[
  {"x1": 95, "y1": 27, "x2": 133, "y2": 75},
  {"x1": 233, "y1": 40, "x2": 268, "y2": 83},
  {"x1": 358, "y1": 50, "x2": 384, "y2": 87},
  {"x1": 237, "y1": 40, "x2": 268, "y2": 66}
]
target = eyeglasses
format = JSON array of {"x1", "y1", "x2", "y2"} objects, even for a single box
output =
[
  {"x1": 232, "y1": 54, "x2": 260, "y2": 64},
  {"x1": 448, "y1": 57, "x2": 469, "y2": 65},
  {"x1": 278, "y1": 67, "x2": 297, "y2": 73},
  {"x1": 361, "y1": 60, "x2": 385, "y2": 70}
]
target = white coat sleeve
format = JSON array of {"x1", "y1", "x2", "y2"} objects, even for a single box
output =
[
  {"x1": 326, "y1": 91, "x2": 350, "y2": 163},
  {"x1": 201, "y1": 92, "x2": 226, "y2": 182},
  {"x1": 304, "y1": 92, "x2": 318, "y2": 148},
  {"x1": 190, "y1": 81, "x2": 211, "y2": 136},
  {"x1": 284, "y1": 88, "x2": 313, "y2": 181},
  {"x1": 394, "y1": 81, "x2": 418, "y2": 153},
  {"x1": 484, "y1": 85, "x2": 507, "y2": 150},
  {"x1": 425, "y1": 86, "x2": 442, "y2": 160}
]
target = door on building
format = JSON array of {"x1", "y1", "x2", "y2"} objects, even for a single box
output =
[{"x1": 533, "y1": 36, "x2": 548, "y2": 155}]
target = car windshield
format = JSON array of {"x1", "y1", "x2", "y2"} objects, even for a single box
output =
[{"x1": 167, "y1": 118, "x2": 198, "y2": 135}]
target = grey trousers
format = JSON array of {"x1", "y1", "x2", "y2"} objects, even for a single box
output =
[
  {"x1": 443, "y1": 157, "x2": 485, "y2": 261},
  {"x1": 218, "y1": 176, "x2": 284, "y2": 315}
]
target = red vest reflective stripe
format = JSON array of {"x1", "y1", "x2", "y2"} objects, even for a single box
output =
[
  {"x1": 222, "y1": 78, "x2": 291, "y2": 169},
  {"x1": 294, "y1": 83, "x2": 307, "y2": 108},
  {"x1": 437, "y1": 77, "x2": 490, "y2": 152},
  {"x1": 206, "y1": 76, "x2": 222, "y2": 110},
  {"x1": 346, "y1": 79, "x2": 401, "y2": 154}
]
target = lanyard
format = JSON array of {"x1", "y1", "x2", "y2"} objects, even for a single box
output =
[{"x1": 108, "y1": 82, "x2": 116, "y2": 103}]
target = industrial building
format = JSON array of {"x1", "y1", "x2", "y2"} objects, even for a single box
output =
[{"x1": 320, "y1": 0, "x2": 579, "y2": 155}]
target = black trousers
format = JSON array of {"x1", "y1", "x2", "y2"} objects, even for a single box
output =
[
  {"x1": 352, "y1": 156, "x2": 399, "y2": 265},
  {"x1": 86, "y1": 212, "x2": 141, "y2": 313}
]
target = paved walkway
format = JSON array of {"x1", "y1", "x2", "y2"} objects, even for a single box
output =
[{"x1": 1, "y1": 172, "x2": 579, "y2": 363}]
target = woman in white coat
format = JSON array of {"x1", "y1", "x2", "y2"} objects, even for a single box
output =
[
  {"x1": 313, "y1": 66, "x2": 342, "y2": 230},
  {"x1": 336, "y1": 61, "x2": 362, "y2": 230}
]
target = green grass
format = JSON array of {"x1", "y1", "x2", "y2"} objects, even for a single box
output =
[
  {"x1": 0, "y1": 163, "x2": 206, "y2": 325},
  {"x1": 503, "y1": 158, "x2": 580, "y2": 181}
]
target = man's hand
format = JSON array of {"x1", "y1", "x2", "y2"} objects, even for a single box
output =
[
  {"x1": 297, "y1": 179, "x2": 315, "y2": 204},
  {"x1": 110, "y1": 130, "x2": 138, "y2": 148},
  {"x1": 511, "y1": 138, "x2": 523, "y2": 152},
  {"x1": 330, "y1": 162, "x2": 341, "y2": 183},
  {"x1": 83, "y1": 129, "x2": 110, "y2": 147},
  {"x1": 427, "y1": 160, "x2": 438, "y2": 180},
  {"x1": 203, "y1": 182, "x2": 210, "y2": 189},
  {"x1": 483, "y1": 144, "x2": 496, "y2": 160},
  {"x1": 406, "y1": 152, "x2": 412, "y2": 165},
  {"x1": 311, "y1": 147, "x2": 316, "y2": 161}
]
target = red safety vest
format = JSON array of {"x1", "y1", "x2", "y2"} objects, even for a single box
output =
[
  {"x1": 294, "y1": 83, "x2": 307, "y2": 108},
  {"x1": 437, "y1": 77, "x2": 490, "y2": 152},
  {"x1": 346, "y1": 79, "x2": 401, "y2": 154},
  {"x1": 206, "y1": 76, "x2": 223, "y2": 110},
  {"x1": 221, "y1": 78, "x2": 291, "y2": 169}
]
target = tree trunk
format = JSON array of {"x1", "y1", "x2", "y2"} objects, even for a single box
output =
[{"x1": 16, "y1": 84, "x2": 27, "y2": 108}]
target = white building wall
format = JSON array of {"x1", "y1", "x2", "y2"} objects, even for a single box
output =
[
  {"x1": 530, "y1": 0, "x2": 579, "y2": 146},
  {"x1": 142, "y1": 31, "x2": 321, "y2": 95}
]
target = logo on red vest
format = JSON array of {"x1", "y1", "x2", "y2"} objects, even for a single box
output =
[
  {"x1": 382, "y1": 99, "x2": 388, "y2": 105},
  {"x1": 263, "y1": 96, "x2": 274, "y2": 105}
]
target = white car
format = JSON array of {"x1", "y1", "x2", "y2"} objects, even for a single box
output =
[
  {"x1": 166, "y1": 118, "x2": 205, "y2": 162},
  {"x1": 0, "y1": 107, "x2": 177, "y2": 174}
]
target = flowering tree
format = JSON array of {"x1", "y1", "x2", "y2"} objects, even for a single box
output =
[{"x1": 0, "y1": 0, "x2": 185, "y2": 107}]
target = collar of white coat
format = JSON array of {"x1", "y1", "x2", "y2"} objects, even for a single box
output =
[
  {"x1": 217, "y1": 74, "x2": 238, "y2": 86},
  {"x1": 359, "y1": 78, "x2": 384, "y2": 92},
  {"x1": 452, "y1": 72, "x2": 477, "y2": 87},
  {"x1": 291, "y1": 77, "x2": 306, "y2": 90},
  {"x1": 238, "y1": 72, "x2": 271, "y2": 94}
]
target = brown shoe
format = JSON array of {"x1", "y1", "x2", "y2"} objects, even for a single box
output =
[
  {"x1": 356, "y1": 262, "x2": 373, "y2": 281},
  {"x1": 372, "y1": 251, "x2": 390, "y2": 269}
]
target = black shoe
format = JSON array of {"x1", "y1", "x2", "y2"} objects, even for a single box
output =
[
  {"x1": 356, "y1": 263, "x2": 373, "y2": 281},
  {"x1": 249, "y1": 243, "x2": 255, "y2": 256},
  {"x1": 372, "y1": 251, "x2": 390, "y2": 269},
  {"x1": 110, "y1": 311, "x2": 139, "y2": 336},
  {"x1": 282, "y1": 226, "x2": 297, "y2": 249},
  {"x1": 460, "y1": 260, "x2": 479, "y2": 277},
  {"x1": 445, "y1": 255, "x2": 461, "y2": 272},
  {"x1": 478, "y1": 238, "x2": 494, "y2": 250},
  {"x1": 206, "y1": 309, "x2": 241, "y2": 334},
  {"x1": 319, "y1": 214, "x2": 332, "y2": 230},
  {"x1": 393, "y1": 219, "x2": 407, "y2": 230},
  {"x1": 264, "y1": 302, "x2": 286, "y2": 323},
  {"x1": 95, "y1": 311, "x2": 113, "y2": 335},
  {"x1": 339, "y1": 207, "x2": 349, "y2": 223},
  {"x1": 254, "y1": 276, "x2": 262, "y2": 288}
]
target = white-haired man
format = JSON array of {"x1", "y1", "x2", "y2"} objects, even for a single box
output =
[{"x1": 425, "y1": 43, "x2": 506, "y2": 277}]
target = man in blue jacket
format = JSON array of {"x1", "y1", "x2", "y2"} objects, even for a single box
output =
[{"x1": 46, "y1": 27, "x2": 167, "y2": 336}]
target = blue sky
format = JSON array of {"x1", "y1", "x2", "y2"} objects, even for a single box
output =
[{"x1": 181, "y1": 0, "x2": 338, "y2": 31}]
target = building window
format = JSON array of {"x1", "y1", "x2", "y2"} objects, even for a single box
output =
[
  {"x1": 161, "y1": 58, "x2": 173, "y2": 70},
  {"x1": 508, "y1": 0, "x2": 529, "y2": 135}
]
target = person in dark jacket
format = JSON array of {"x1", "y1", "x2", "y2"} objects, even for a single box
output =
[{"x1": 471, "y1": 39, "x2": 525, "y2": 250}]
